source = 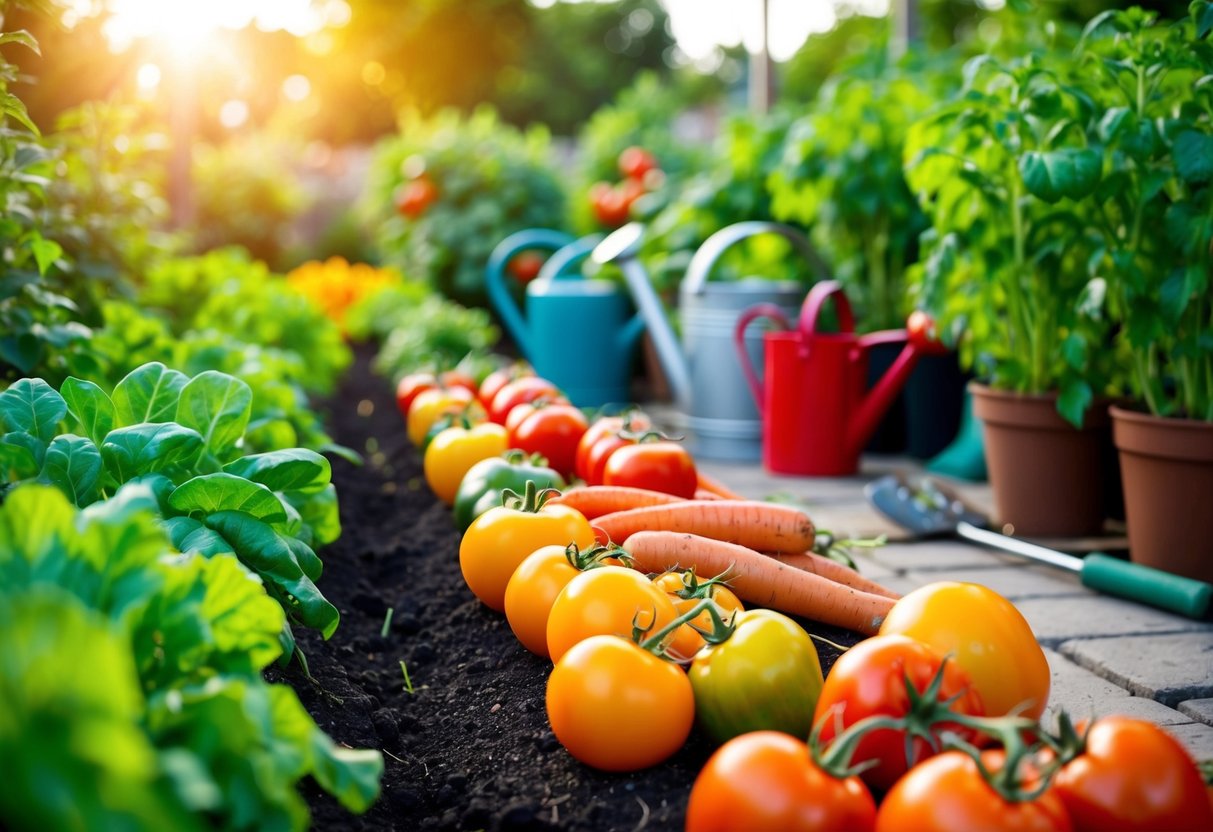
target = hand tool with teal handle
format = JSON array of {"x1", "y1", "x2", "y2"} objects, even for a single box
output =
[{"x1": 865, "y1": 474, "x2": 1212, "y2": 619}]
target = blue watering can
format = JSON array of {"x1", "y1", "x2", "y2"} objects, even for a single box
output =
[{"x1": 486, "y1": 229, "x2": 646, "y2": 407}]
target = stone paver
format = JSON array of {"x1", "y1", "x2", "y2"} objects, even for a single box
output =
[
  {"x1": 1178, "y1": 698, "x2": 1213, "y2": 727},
  {"x1": 865, "y1": 540, "x2": 1012, "y2": 573},
  {"x1": 1060, "y1": 633, "x2": 1213, "y2": 707},
  {"x1": 1161, "y1": 722, "x2": 1213, "y2": 760},
  {"x1": 1041, "y1": 650, "x2": 1191, "y2": 726},
  {"x1": 1011, "y1": 595, "x2": 1212, "y2": 646},
  {"x1": 908, "y1": 566, "x2": 1090, "y2": 600}
]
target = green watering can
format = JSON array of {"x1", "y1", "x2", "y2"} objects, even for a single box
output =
[{"x1": 486, "y1": 229, "x2": 645, "y2": 407}]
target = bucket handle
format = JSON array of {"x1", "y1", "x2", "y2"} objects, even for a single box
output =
[
  {"x1": 684, "y1": 221, "x2": 831, "y2": 295},
  {"x1": 734, "y1": 303, "x2": 792, "y2": 414},
  {"x1": 797, "y1": 279, "x2": 856, "y2": 336}
]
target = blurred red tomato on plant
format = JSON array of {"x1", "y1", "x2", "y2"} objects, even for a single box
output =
[{"x1": 618, "y1": 146, "x2": 658, "y2": 181}]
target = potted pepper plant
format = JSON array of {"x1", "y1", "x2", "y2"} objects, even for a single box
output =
[
  {"x1": 904, "y1": 26, "x2": 1126, "y2": 537},
  {"x1": 1080, "y1": 3, "x2": 1213, "y2": 582}
]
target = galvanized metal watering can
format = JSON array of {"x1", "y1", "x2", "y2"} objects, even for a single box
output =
[
  {"x1": 593, "y1": 221, "x2": 830, "y2": 461},
  {"x1": 735, "y1": 281, "x2": 931, "y2": 476},
  {"x1": 486, "y1": 229, "x2": 645, "y2": 408}
]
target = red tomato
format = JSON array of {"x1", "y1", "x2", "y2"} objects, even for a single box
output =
[
  {"x1": 876, "y1": 749, "x2": 1072, "y2": 832},
  {"x1": 602, "y1": 441, "x2": 697, "y2": 498},
  {"x1": 618, "y1": 177, "x2": 647, "y2": 211},
  {"x1": 1053, "y1": 717, "x2": 1213, "y2": 832},
  {"x1": 618, "y1": 146, "x2": 658, "y2": 181},
  {"x1": 395, "y1": 372, "x2": 436, "y2": 421},
  {"x1": 813, "y1": 634, "x2": 985, "y2": 794},
  {"x1": 590, "y1": 184, "x2": 631, "y2": 227},
  {"x1": 478, "y1": 362, "x2": 534, "y2": 408},
  {"x1": 508, "y1": 251, "x2": 546, "y2": 285},
  {"x1": 395, "y1": 177, "x2": 439, "y2": 219},
  {"x1": 573, "y1": 412, "x2": 651, "y2": 483},
  {"x1": 508, "y1": 404, "x2": 588, "y2": 477},
  {"x1": 438, "y1": 369, "x2": 477, "y2": 394},
  {"x1": 686, "y1": 731, "x2": 876, "y2": 832},
  {"x1": 488, "y1": 376, "x2": 562, "y2": 424}
]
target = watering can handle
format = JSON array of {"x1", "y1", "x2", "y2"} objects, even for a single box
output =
[
  {"x1": 684, "y1": 221, "x2": 831, "y2": 295},
  {"x1": 734, "y1": 303, "x2": 792, "y2": 413},
  {"x1": 797, "y1": 280, "x2": 856, "y2": 335},
  {"x1": 485, "y1": 229, "x2": 576, "y2": 362},
  {"x1": 533, "y1": 234, "x2": 604, "y2": 285}
]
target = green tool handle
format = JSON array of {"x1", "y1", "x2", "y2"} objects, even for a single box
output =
[{"x1": 1082, "y1": 554, "x2": 1213, "y2": 619}]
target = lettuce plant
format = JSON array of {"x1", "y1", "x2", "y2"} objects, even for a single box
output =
[
  {"x1": 0, "y1": 362, "x2": 342, "y2": 653},
  {"x1": 0, "y1": 484, "x2": 382, "y2": 830}
]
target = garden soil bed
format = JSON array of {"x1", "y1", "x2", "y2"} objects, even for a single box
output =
[{"x1": 282, "y1": 347, "x2": 863, "y2": 831}]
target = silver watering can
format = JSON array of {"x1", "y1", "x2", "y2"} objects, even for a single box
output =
[{"x1": 593, "y1": 221, "x2": 829, "y2": 461}]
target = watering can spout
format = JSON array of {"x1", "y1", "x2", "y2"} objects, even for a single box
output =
[
  {"x1": 592, "y1": 223, "x2": 692, "y2": 405},
  {"x1": 847, "y1": 335, "x2": 922, "y2": 458}
]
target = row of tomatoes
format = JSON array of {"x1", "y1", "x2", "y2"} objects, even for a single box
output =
[{"x1": 393, "y1": 364, "x2": 1213, "y2": 831}]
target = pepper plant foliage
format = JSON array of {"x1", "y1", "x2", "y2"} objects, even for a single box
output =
[
  {"x1": 0, "y1": 484, "x2": 382, "y2": 831},
  {"x1": 905, "y1": 21, "x2": 1119, "y2": 426},
  {"x1": 770, "y1": 48, "x2": 939, "y2": 331},
  {"x1": 0, "y1": 362, "x2": 342, "y2": 652},
  {"x1": 1078, "y1": 2, "x2": 1213, "y2": 420}
]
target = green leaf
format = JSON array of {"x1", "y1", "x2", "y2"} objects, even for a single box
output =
[
  {"x1": 163, "y1": 516, "x2": 236, "y2": 557},
  {"x1": 39, "y1": 434, "x2": 102, "y2": 507},
  {"x1": 168, "y1": 473, "x2": 287, "y2": 524},
  {"x1": 287, "y1": 483, "x2": 341, "y2": 547},
  {"x1": 1057, "y1": 379, "x2": 1094, "y2": 428},
  {"x1": 222, "y1": 449, "x2": 330, "y2": 493},
  {"x1": 1174, "y1": 130, "x2": 1213, "y2": 183},
  {"x1": 0, "y1": 483, "x2": 77, "y2": 562},
  {"x1": 0, "y1": 91, "x2": 39, "y2": 134},
  {"x1": 1019, "y1": 149, "x2": 1102, "y2": 203},
  {"x1": 1195, "y1": 0, "x2": 1213, "y2": 39},
  {"x1": 175, "y1": 371, "x2": 252, "y2": 460},
  {"x1": 100, "y1": 423, "x2": 204, "y2": 484},
  {"x1": 1061, "y1": 334, "x2": 1087, "y2": 370},
  {"x1": 204, "y1": 511, "x2": 339, "y2": 638},
  {"x1": 0, "y1": 377, "x2": 67, "y2": 441},
  {"x1": 112, "y1": 362, "x2": 189, "y2": 427},
  {"x1": 29, "y1": 236, "x2": 62, "y2": 277},
  {"x1": 1, "y1": 431, "x2": 44, "y2": 478},
  {"x1": 60, "y1": 377, "x2": 115, "y2": 446},
  {"x1": 0, "y1": 29, "x2": 41, "y2": 54},
  {"x1": 311, "y1": 732, "x2": 384, "y2": 814},
  {"x1": 0, "y1": 333, "x2": 41, "y2": 373}
]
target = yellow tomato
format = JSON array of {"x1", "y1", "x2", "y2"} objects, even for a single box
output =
[
  {"x1": 423, "y1": 422, "x2": 508, "y2": 505},
  {"x1": 504, "y1": 545, "x2": 581, "y2": 657},
  {"x1": 546, "y1": 565, "x2": 680, "y2": 663},
  {"x1": 458, "y1": 492, "x2": 593, "y2": 612},
  {"x1": 407, "y1": 386, "x2": 477, "y2": 446},
  {"x1": 651, "y1": 571, "x2": 744, "y2": 661},
  {"x1": 879, "y1": 581, "x2": 1050, "y2": 718}
]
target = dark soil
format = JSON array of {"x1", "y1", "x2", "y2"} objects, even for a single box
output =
[{"x1": 284, "y1": 347, "x2": 862, "y2": 832}]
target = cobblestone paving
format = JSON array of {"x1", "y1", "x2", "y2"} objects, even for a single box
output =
[{"x1": 698, "y1": 455, "x2": 1213, "y2": 761}]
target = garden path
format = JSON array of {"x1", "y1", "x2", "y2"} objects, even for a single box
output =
[{"x1": 696, "y1": 454, "x2": 1213, "y2": 762}]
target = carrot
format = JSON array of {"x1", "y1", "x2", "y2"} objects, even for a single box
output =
[
  {"x1": 695, "y1": 470, "x2": 747, "y2": 500},
  {"x1": 694, "y1": 488, "x2": 724, "y2": 501},
  {"x1": 769, "y1": 552, "x2": 900, "y2": 600},
  {"x1": 593, "y1": 500, "x2": 814, "y2": 553},
  {"x1": 623, "y1": 531, "x2": 894, "y2": 635},
  {"x1": 549, "y1": 485, "x2": 684, "y2": 519}
]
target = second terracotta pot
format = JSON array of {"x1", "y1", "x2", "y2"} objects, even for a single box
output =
[
  {"x1": 971, "y1": 383, "x2": 1111, "y2": 538},
  {"x1": 1111, "y1": 407, "x2": 1213, "y2": 584}
]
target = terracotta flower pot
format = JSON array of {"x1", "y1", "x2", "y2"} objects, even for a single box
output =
[
  {"x1": 1111, "y1": 407, "x2": 1213, "y2": 584},
  {"x1": 971, "y1": 383, "x2": 1111, "y2": 538}
]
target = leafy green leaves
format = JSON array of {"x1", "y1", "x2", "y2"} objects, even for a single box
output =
[
  {"x1": 176, "y1": 370, "x2": 252, "y2": 460},
  {"x1": 1019, "y1": 149, "x2": 1102, "y2": 202},
  {"x1": 1174, "y1": 130, "x2": 1213, "y2": 183},
  {"x1": 113, "y1": 361, "x2": 189, "y2": 426},
  {"x1": 169, "y1": 473, "x2": 287, "y2": 522},
  {"x1": 0, "y1": 484, "x2": 382, "y2": 828},
  {"x1": 0, "y1": 377, "x2": 66, "y2": 441},
  {"x1": 60, "y1": 376, "x2": 114, "y2": 444},
  {"x1": 101, "y1": 423, "x2": 205, "y2": 483}
]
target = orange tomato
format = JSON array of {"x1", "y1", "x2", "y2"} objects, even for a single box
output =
[{"x1": 546, "y1": 565, "x2": 679, "y2": 662}]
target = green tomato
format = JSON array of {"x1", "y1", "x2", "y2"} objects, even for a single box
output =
[
  {"x1": 451, "y1": 451, "x2": 564, "y2": 532},
  {"x1": 688, "y1": 609, "x2": 825, "y2": 745}
]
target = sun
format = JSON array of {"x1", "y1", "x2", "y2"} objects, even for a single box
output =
[{"x1": 91, "y1": 0, "x2": 338, "y2": 56}]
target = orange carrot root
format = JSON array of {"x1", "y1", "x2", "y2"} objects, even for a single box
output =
[
  {"x1": 770, "y1": 552, "x2": 900, "y2": 600},
  {"x1": 593, "y1": 500, "x2": 814, "y2": 553},
  {"x1": 693, "y1": 488, "x2": 724, "y2": 501},
  {"x1": 549, "y1": 486, "x2": 684, "y2": 519},
  {"x1": 695, "y1": 470, "x2": 747, "y2": 500},
  {"x1": 623, "y1": 531, "x2": 893, "y2": 635}
]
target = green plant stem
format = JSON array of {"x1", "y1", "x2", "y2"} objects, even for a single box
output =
[{"x1": 1007, "y1": 175, "x2": 1036, "y2": 390}]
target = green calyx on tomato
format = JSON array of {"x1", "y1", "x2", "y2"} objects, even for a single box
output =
[
  {"x1": 564, "y1": 541, "x2": 632, "y2": 571},
  {"x1": 635, "y1": 595, "x2": 735, "y2": 656},
  {"x1": 688, "y1": 608, "x2": 824, "y2": 745},
  {"x1": 452, "y1": 450, "x2": 563, "y2": 532},
  {"x1": 421, "y1": 410, "x2": 475, "y2": 452}
]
